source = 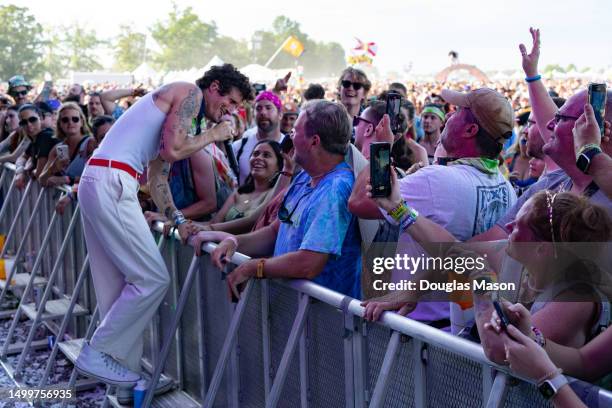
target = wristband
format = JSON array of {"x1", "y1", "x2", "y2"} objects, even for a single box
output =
[
  {"x1": 577, "y1": 143, "x2": 601, "y2": 156},
  {"x1": 531, "y1": 326, "x2": 546, "y2": 348},
  {"x1": 389, "y1": 200, "x2": 409, "y2": 221},
  {"x1": 256, "y1": 259, "x2": 265, "y2": 279},
  {"x1": 280, "y1": 171, "x2": 293, "y2": 178},
  {"x1": 525, "y1": 74, "x2": 542, "y2": 83},
  {"x1": 172, "y1": 210, "x2": 187, "y2": 226},
  {"x1": 399, "y1": 207, "x2": 419, "y2": 231},
  {"x1": 537, "y1": 368, "x2": 562, "y2": 386}
]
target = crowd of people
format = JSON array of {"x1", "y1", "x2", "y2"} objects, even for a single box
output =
[{"x1": 0, "y1": 27, "x2": 610, "y2": 406}]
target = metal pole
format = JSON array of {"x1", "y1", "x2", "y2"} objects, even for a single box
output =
[
  {"x1": 485, "y1": 371, "x2": 508, "y2": 408},
  {"x1": 0, "y1": 179, "x2": 33, "y2": 255},
  {"x1": 202, "y1": 280, "x2": 254, "y2": 407},
  {"x1": 142, "y1": 255, "x2": 201, "y2": 408},
  {"x1": 266, "y1": 293, "x2": 311, "y2": 408},
  {"x1": 0, "y1": 174, "x2": 17, "y2": 225},
  {"x1": 368, "y1": 331, "x2": 401, "y2": 408},
  {"x1": 39, "y1": 256, "x2": 90, "y2": 388}
]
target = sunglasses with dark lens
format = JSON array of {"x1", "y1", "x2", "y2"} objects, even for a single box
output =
[
  {"x1": 19, "y1": 116, "x2": 39, "y2": 127},
  {"x1": 61, "y1": 116, "x2": 80, "y2": 124},
  {"x1": 14, "y1": 90, "x2": 28, "y2": 97},
  {"x1": 341, "y1": 80, "x2": 364, "y2": 91},
  {"x1": 278, "y1": 187, "x2": 313, "y2": 225},
  {"x1": 353, "y1": 116, "x2": 374, "y2": 127},
  {"x1": 553, "y1": 112, "x2": 580, "y2": 123}
]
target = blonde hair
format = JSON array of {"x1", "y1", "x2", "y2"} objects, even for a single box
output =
[{"x1": 56, "y1": 102, "x2": 91, "y2": 140}]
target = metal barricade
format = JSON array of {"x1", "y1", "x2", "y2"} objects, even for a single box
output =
[{"x1": 0, "y1": 162, "x2": 610, "y2": 408}]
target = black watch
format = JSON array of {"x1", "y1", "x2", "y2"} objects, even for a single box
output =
[{"x1": 576, "y1": 146, "x2": 602, "y2": 174}]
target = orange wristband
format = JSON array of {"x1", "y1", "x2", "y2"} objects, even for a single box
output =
[{"x1": 256, "y1": 259, "x2": 265, "y2": 279}]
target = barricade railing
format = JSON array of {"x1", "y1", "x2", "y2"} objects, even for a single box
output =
[{"x1": 0, "y1": 162, "x2": 610, "y2": 408}]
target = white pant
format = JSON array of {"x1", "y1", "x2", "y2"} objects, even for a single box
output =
[{"x1": 78, "y1": 165, "x2": 169, "y2": 371}]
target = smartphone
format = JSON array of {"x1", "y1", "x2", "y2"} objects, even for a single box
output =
[
  {"x1": 280, "y1": 135, "x2": 293, "y2": 153},
  {"x1": 386, "y1": 91, "x2": 403, "y2": 133},
  {"x1": 253, "y1": 83, "x2": 266, "y2": 95},
  {"x1": 56, "y1": 144, "x2": 69, "y2": 161},
  {"x1": 588, "y1": 83, "x2": 607, "y2": 138},
  {"x1": 369, "y1": 142, "x2": 391, "y2": 198},
  {"x1": 492, "y1": 300, "x2": 509, "y2": 331}
]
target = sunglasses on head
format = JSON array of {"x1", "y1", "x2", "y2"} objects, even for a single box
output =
[
  {"x1": 19, "y1": 116, "x2": 39, "y2": 127},
  {"x1": 341, "y1": 80, "x2": 364, "y2": 91},
  {"x1": 61, "y1": 116, "x2": 80, "y2": 124}
]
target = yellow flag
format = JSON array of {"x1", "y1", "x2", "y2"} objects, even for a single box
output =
[{"x1": 282, "y1": 36, "x2": 304, "y2": 58}]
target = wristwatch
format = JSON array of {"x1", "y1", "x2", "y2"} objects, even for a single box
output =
[
  {"x1": 576, "y1": 145, "x2": 602, "y2": 174},
  {"x1": 538, "y1": 372, "x2": 568, "y2": 399}
]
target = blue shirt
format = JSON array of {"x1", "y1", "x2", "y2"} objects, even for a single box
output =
[{"x1": 274, "y1": 162, "x2": 361, "y2": 299}]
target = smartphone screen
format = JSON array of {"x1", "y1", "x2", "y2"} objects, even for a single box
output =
[
  {"x1": 492, "y1": 300, "x2": 509, "y2": 331},
  {"x1": 370, "y1": 142, "x2": 391, "y2": 197},
  {"x1": 588, "y1": 83, "x2": 607, "y2": 138},
  {"x1": 280, "y1": 135, "x2": 293, "y2": 154},
  {"x1": 386, "y1": 92, "x2": 402, "y2": 133},
  {"x1": 56, "y1": 144, "x2": 69, "y2": 161}
]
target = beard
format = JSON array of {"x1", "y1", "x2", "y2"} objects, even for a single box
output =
[{"x1": 257, "y1": 119, "x2": 278, "y2": 133}]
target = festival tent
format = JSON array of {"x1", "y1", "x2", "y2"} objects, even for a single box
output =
[
  {"x1": 201, "y1": 55, "x2": 224, "y2": 72},
  {"x1": 132, "y1": 62, "x2": 158, "y2": 82},
  {"x1": 239, "y1": 64, "x2": 277, "y2": 82}
]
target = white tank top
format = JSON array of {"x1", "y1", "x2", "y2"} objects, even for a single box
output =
[{"x1": 93, "y1": 92, "x2": 166, "y2": 173}]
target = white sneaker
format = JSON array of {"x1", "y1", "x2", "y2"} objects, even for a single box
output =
[
  {"x1": 75, "y1": 342, "x2": 141, "y2": 386},
  {"x1": 116, "y1": 374, "x2": 175, "y2": 404}
]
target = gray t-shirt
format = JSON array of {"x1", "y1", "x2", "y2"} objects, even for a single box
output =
[{"x1": 496, "y1": 169, "x2": 612, "y2": 232}]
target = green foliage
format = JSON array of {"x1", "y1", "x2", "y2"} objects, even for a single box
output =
[
  {"x1": 114, "y1": 25, "x2": 147, "y2": 72},
  {"x1": 0, "y1": 5, "x2": 44, "y2": 80},
  {"x1": 150, "y1": 4, "x2": 218, "y2": 71},
  {"x1": 62, "y1": 24, "x2": 106, "y2": 72}
]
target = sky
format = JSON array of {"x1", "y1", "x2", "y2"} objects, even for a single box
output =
[{"x1": 12, "y1": 0, "x2": 612, "y2": 75}]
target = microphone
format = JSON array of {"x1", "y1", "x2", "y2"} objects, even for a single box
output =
[{"x1": 224, "y1": 139, "x2": 240, "y2": 179}]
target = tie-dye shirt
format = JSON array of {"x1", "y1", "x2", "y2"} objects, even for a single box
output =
[{"x1": 274, "y1": 162, "x2": 361, "y2": 299}]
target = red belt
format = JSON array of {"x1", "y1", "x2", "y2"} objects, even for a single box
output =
[{"x1": 88, "y1": 158, "x2": 141, "y2": 179}]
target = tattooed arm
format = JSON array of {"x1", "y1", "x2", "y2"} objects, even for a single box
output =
[{"x1": 156, "y1": 83, "x2": 233, "y2": 162}]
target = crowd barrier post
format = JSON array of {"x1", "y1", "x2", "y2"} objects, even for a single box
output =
[
  {"x1": 266, "y1": 292, "x2": 311, "y2": 408},
  {"x1": 261, "y1": 280, "x2": 272, "y2": 401},
  {"x1": 142, "y1": 254, "x2": 206, "y2": 408},
  {"x1": 486, "y1": 371, "x2": 509, "y2": 408},
  {"x1": 0, "y1": 172, "x2": 17, "y2": 225},
  {"x1": 59, "y1": 305, "x2": 100, "y2": 408},
  {"x1": 0, "y1": 179, "x2": 33, "y2": 256},
  {"x1": 39, "y1": 255, "x2": 90, "y2": 388},
  {"x1": 0, "y1": 206, "x2": 80, "y2": 361},
  {"x1": 368, "y1": 330, "x2": 401, "y2": 407},
  {"x1": 14, "y1": 225, "x2": 90, "y2": 377}
]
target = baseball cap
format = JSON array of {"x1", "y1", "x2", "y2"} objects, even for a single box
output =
[
  {"x1": 283, "y1": 102, "x2": 299, "y2": 115},
  {"x1": 440, "y1": 87, "x2": 514, "y2": 142}
]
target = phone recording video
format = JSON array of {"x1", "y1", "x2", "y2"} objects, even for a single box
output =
[
  {"x1": 386, "y1": 91, "x2": 403, "y2": 134},
  {"x1": 588, "y1": 83, "x2": 607, "y2": 138},
  {"x1": 370, "y1": 142, "x2": 391, "y2": 198},
  {"x1": 280, "y1": 135, "x2": 293, "y2": 154}
]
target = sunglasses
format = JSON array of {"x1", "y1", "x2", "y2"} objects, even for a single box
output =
[
  {"x1": 61, "y1": 116, "x2": 80, "y2": 124},
  {"x1": 13, "y1": 90, "x2": 28, "y2": 97},
  {"x1": 353, "y1": 116, "x2": 374, "y2": 127},
  {"x1": 553, "y1": 112, "x2": 580, "y2": 124},
  {"x1": 278, "y1": 184, "x2": 313, "y2": 225},
  {"x1": 341, "y1": 80, "x2": 364, "y2": 91},
  {"x1": 19, "y1": 116, "x2": 39, "y2": 127}
]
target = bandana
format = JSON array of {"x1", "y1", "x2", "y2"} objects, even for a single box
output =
[
  {"x1": 448, "y1": 157, "x2": 499, "y2": 175},
  {"x1": 255, "y1": 91, "x2": 282, "y2": 111},
  {"x1": 421, "y1": 106, "x2": 446, "y2": 122}
]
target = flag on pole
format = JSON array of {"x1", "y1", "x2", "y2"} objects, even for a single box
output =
[
  {"x1": 282, "y1": 36, "x2": 305, "y2": 58},
  {"x1": 353, "y1": 38, "x2": 378, "y2": 57}
]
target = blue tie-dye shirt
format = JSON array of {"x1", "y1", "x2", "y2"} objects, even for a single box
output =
[{"x1": 274, "y1": 162, "x2": 361, "y2": 299}]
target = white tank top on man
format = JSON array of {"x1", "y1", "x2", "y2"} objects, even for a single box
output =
[{"x1": 94, "y1": 92, "x2": 166, "y2": 174}]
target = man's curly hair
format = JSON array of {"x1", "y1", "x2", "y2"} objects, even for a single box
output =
[{"x1": 196, "y1": 64, "x2": 254, "y2": 102}]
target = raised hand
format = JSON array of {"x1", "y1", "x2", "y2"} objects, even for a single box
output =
[{"x1": 519, "y1": 27, "x2": 541, "y2": 77}]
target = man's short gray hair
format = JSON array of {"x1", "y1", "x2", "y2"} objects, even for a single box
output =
[{"x1": 302, "y1": 100, "x2": 351, "y2": 155}]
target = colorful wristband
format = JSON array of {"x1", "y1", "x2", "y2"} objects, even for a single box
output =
[
  {"x1": 525, "y1": 74, "x2": 542, "y2": 83},
  {"x1": 256, "y1": 259, "x2": 265, "y2": 279}
]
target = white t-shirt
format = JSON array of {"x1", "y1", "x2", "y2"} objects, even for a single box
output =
[
  {"x1": 395, "y1": 164, "x2": 517, "y2": 327},
  {"x1": 231, "y1": 127, "x2": 285, "y2": 185}
]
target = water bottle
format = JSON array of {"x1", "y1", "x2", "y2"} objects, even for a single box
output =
[
  {"x1": 133, "y1": 380, "x2": 147, "y2": 408},
  {"x1": 47, "y1": 335, "x2": 55, "y2": 350}
]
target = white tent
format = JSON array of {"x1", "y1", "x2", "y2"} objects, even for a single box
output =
[
  {"x1": 239, "y1": 64, "x2": 277, "y2": 82},
  {"x1": 132, "y1": 63, "x2": 158, "y2": 81},
  {"x1": 201, "y1": 55, "x2": 224, "y2": 72}
]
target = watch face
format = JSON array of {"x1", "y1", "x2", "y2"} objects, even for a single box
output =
[
  {"x1": 539, "y1": 382, "x2": 555, "y2": 399},
  {"x1": 576, "y1": 154, "x2": 590, "y2": 173}
]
